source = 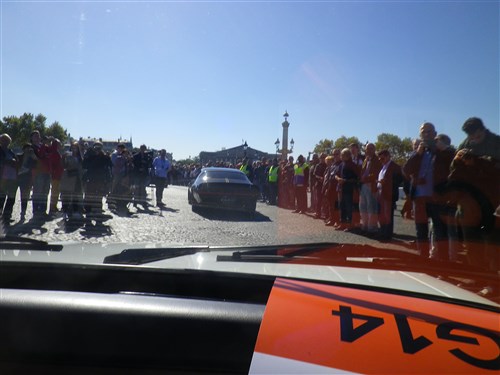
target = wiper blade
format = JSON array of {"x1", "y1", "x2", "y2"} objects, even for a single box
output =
[
  {"x1": 103, "y1": 246, "x2": 209, "y2": 265},
  {"x1": 216, "y1": 242, "x2": 419, "y2": 263},
  {"x1": 0, "y1": 236, "x2": 63, "y2": 251},
  {"x1": 217, "y1": 243, "x2": 498, "y2": 283},
  {"x1": 103, "y1": 243, "x2": 336, "y2": 265},
  {"x1": 217, "y1": 242, "x2": 341, "y2": 260}
]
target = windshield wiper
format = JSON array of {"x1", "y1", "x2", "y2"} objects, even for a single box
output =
[
  {"x1": 102, "y1": 243, "x2": 336, "y2": 265},
  {"x1": 217, "y1": 242, "x2": 342, "y2": 261},
  {"x1": 0, "y1": 236, "x2": 63, "y2": 251},
  {"x1": 216, "y1": 242, "x2": 416, "y2": 263},
  {"x1": 217, "y1": 243, "x2": 497, "y2": 284},
  {"x1": 103, "y1": 246, "x2": 210, "y2": 265},
  {"x1": 103, "y1": 242, "x2": 498, "y2": 285}
]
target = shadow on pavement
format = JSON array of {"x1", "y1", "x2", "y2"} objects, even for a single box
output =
[
  {"x1": 194, "y1": 208, "x2": 271, "y2": 222},
  {"x1": 5, "y1": 217, "x2": 50, "y2": 236},
  {"x1": 158, "y1": 206, "x2": 179, "y2": 214},
  {"x1": 134, "y1": 206, "x2": 157, "y2": 214},
  {"x1": 4, "y1": 212, "x2": 115, "y2": 239},
  {"x1": 54, "y1": 218, "x2": 84, "y2": 234},
  {"x1": 128, "y1": 203, "x2": 180, "y2": 216},
  {"x1": 81, "y1": 219, "x2": 113, "y2": 238}
]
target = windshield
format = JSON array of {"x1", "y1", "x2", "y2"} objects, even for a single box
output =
[
  {"x1": 201, "y1": 169, "x2": 249, "y2": 182},
  {"x1": 1, "y1": 0, "x2": 499, "y2": 306}
]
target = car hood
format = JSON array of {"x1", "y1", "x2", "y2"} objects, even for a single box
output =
[{"x1": 0, "y1": 241, "x2": 497, "y2": 307}]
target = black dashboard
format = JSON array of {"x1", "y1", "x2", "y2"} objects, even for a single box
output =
[{"x1": 0, "y1": 262, "x2": 274, "y2": 374}]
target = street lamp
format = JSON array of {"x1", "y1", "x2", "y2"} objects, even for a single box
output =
[
  {"x1": 275, "y1": 137, "x2": 294, "y2": 159},
  {"x1": 275, "y1": 111, "x2": 294, "y2": 161},
  {"x1": 243, "y1": 141, "x2": 248, "y2": 158}
]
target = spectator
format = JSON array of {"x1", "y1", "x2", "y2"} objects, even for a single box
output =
[
  {"x1": 458, "y1": 117, "x2": 500, "y2": 161},
  {"x1": 376, "y1": 150, "x2": 403, "y2": 241},
  {"x1": 448, "y1": 128, "x2": 499, "y2": 270},
  {"x1": 260, "y1": 157, "x2": 269, "y2": 203},
  {"x1": 324, "y1": 149, "x2": 342, "y2": 227},
  {"x1": 335, "y1": 148, "x2": 359, "y2": 231},
  {"x1": 30, "y1": 131, "x2": 51, "y2": 219},
  {"x1": 17, "y1": 144, "x2": 36, "y2": 222},
  {"x1": 239, "y1": 158, "x2": 254, "y2": 181},
  {"x1": 0, "y1": 134, "x2": 19, "y2": 226},
  {"x1": 401, "y1": 138, "x2": 421, "y2": 219},
  {"x1": 292, "y1": 155, "x2": 309, "y2": 214},
  {"x1": 110, "y1": 144, "x2": 133, "y2": 213},
  {"x1": 190, "y1": 164, "x2": 201, "y2": 179},
  {"x1": 82, "y1": 142, "x2": 113, "y2": 216},
  {"x1": 350, "y1": 143, "x2": 364, "y2": 230},
  {"x1": 253, "y1": 160, "x2": 266, "y2": 202},
  {"x1": 60, "y1": 142, "x2": 84, "y2": 220},
  {"x1": 359, "y1": 143, "x2": 382, "y2": 234},
  {"x1": 403, "y1": 122, "x2": 452, "y2": 258},
  {"x1": 284, "y1": 156, "x2": 295, "y2": 209},
  {"x1": 308, "y1": 153, "x2": 319, "y2": 213},
  {"x1": 133, "y1": 145, "x2": 153, "y2": 208},
  {"x1": 48, "y1": 138, "x2": 64, "y2": 216},
  {"x1": 267, "y1": 158, "x2": 280, "y2": 206},
  {"x1": 314, "y1": 153, "x2": 327, "y2": 219},
  {"x1": 152, "y1": 149, "x2": 171, "y2": 207}
]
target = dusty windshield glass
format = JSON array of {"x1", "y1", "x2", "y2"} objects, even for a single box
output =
[
  {"x1": 1, "y1": 1, "x2": 499, "y2": 298},
  {"x1": 202, "y1": 170, "x2": 248, "y2": 181}
]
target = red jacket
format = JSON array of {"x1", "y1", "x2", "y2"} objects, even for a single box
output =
[
  {"x1": 48, "y1": 144, "x2": 64, "y2": 180},
  {"x1": 32, "y1": 143, "x2": 51, "y2": 175}
]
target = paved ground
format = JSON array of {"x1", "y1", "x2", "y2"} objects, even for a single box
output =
[{"x1": 2, "y1": 185, "x2": 417, "y2": 250}]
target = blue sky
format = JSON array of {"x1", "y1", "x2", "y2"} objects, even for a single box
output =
[{"x1": 1, "y1": 0, "x2": 499, "y2": 160}]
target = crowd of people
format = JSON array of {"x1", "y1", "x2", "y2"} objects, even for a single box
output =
[
  {"x1": 211, "y1": 117, "x2": 499, "y2": 271},
  {"x1": 0, "y1": 131, "x2": 173, "y2": 225},
  {"x1": 0, "y1": 118, "x2": 498, "y2": 272}
]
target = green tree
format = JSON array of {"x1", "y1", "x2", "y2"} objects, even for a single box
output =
[
  {"x1": 1, "y1": 113, "x2": 38, "y2": 148},
  {"x1": 0, "y1": 113, "x2": 68, "y2": 149},
  {"x1": 313, "y1": 139, "x2": 334, "y2": 154},
  {"x1": 375, "y1": 133, "x2": 413, "y2": 165},
  {"x1": 333, "y1": 136, "x2": 361, "y2": 151},
  {"x1": 34, "y1": 113, "x2": 47, "y2": 130},
  {"x1": 46, "y1": 121, "x2": 68, "y2": 143}
]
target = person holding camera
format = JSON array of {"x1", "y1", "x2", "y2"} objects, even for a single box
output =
[{"x1": 403, "y1": 122, "x2": 453, "y2": 259}]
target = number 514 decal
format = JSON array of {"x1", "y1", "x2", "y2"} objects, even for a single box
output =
[
  {"x1": 332, "y1": 305, "x2": 500, "y2": 370},
  {"x1": 252, "y1": 279, "x2": 500, "y2": 374}
]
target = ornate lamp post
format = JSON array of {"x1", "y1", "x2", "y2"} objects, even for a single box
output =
[
  {"x1": 243, "y1": 141, "x2": 248, "y2": 159},
  {"x1": 274, "y1": 111, "x2": 294, "y2": 161}
]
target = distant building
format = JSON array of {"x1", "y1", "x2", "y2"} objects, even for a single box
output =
[
  {"x1": 67, "y1": 137, "x2": 174, "y2": 160},
  {"x1": 199, "y1": 143, "x2": 276, "y2": 166}
]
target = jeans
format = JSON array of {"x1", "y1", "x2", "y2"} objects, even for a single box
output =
[
  {"x1": 413, "y1": 197, "x2": 448, "y2": 259},
  {"x1": 32, "y1": 172, "x2": 51, "y2": 215},
  {"x1": 359, "y1": 184, "x2": 379, "y2": 231}
]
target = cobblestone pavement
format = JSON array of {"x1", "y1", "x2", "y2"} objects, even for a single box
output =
[{"x1": 1, "y1": 185, "x2": 417, "y2": 250}]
